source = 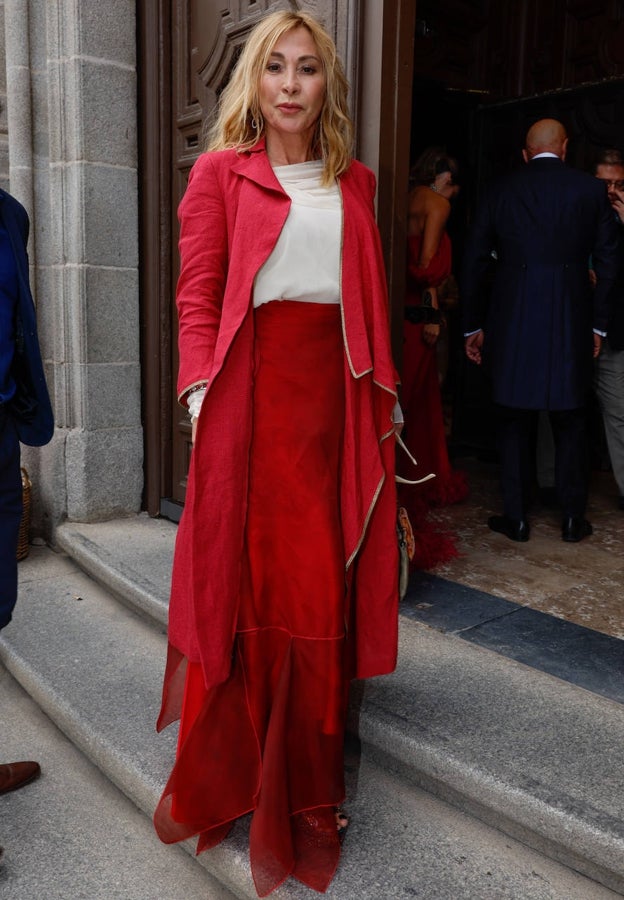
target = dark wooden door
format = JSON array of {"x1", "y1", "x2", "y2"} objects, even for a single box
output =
[
  {"x1": 168, "y1": 1, "x2": 284, "y2": 513},
  {"x1": 169, "y1": 1, "x2": 217, "y2": 507},
  {"x1": 139, "y1": 0, "x2": 413, "y2": 518}
]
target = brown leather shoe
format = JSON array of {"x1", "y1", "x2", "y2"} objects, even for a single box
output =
[{"x1": 0, "y1": 761, "x2": 41, "y2": 795}]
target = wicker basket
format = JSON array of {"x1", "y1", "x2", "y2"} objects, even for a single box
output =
[{"x1": 17, "y1": 467, "x2": 32, "y2": 561}]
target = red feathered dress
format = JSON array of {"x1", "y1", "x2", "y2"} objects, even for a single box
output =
[
  {"x1": 399, "y1": 231, "x2": 468, "y2": 569},
  {"x1": 153, "y1": 145, "x2": 399, "y2": 897}
]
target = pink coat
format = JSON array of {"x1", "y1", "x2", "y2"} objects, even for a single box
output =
[{"x1": 168, "y1": 142, "x2": 399, "y2": 689}]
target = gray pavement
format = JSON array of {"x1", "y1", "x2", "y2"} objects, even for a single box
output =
[
  {"x1": 0, "y1": 666, "x2": 234, "y2": 900},
  {"x1": 0, "y1": 523, "x2": 622, "y2": 898},
  {"x1": 1, "y1": 661, "x2": 618, "y2": 900},
  {"x1": 356, "y1": 619, "x2": 624, "y2": 893}
]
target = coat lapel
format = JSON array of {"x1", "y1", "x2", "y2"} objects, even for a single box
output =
[{"x1": 208, "y1": 146, "x2": 292, "y2": 383}]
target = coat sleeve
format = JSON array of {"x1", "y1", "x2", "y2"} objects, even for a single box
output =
[
  {"x1": 590, "y1": 190, "x2": 620, "y2": 334},
  {"x1": 176, "y1": 153, "x2": 229, "y2": 404}
]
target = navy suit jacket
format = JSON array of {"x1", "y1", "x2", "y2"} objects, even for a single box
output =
[
  {"x1": 0, "y1": 190, "x2": 53, "y2": 445},
  {"x1": 461, "y1": 157, "x2": 620, "y2": 409}
]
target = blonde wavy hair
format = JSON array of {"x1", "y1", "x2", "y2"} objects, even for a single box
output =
[{"x1": 205, "y1": 10, "x2": 353, "y2": 184}]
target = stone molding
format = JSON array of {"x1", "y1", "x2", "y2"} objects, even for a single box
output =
[{"x1": 6, "y1": 0, "x2": 142, "y2": 527}]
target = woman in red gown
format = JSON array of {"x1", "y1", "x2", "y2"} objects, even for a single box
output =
[
  {"x1": 153, "y1": 11, "x2": 400, "y2": 897},
  {"x1": 400, "y1": 148, "x2": 468, "y2": 569}
]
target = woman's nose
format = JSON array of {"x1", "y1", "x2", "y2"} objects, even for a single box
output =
[{"x1": 281, "y1": 68, "x2": 300, "y2": 93}]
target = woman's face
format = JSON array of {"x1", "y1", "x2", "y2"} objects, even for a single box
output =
[
  {"x1": 434, "y1": 170, "x2": 460, "y2": 201},
  {"x1": 259, "y1": 27, "x2": 326, "y2": 150}
]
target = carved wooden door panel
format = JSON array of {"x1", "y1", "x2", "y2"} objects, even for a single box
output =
[{"x1": 169, "y1": 0, "x2": 269, "y2": 507}]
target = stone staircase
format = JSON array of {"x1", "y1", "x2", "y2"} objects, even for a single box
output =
[{"x1": 1, "y1": 513, "x2": 623, "y2": 899}]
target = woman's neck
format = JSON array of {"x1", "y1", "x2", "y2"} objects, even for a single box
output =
[{"x1": 265, "y1": 131, "x2": 316, "y2": 167}]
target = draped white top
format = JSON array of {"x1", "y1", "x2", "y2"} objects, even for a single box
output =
[{"x1": 253, "y1": 159, "x2": 341, "y2": 307}]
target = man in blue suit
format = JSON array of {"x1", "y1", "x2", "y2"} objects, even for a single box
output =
[
  {"x1": 0, "y1": 189, "x2": 53, "y2": 832},
  {"x1": 0, "y1": 188, "x2": 53, "y2": 623},
  {"x1": 461, "y1": 119, "x2": 619, "y2": 542}
]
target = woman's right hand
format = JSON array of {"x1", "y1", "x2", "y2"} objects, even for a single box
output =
[
  {"x1": 191, "y1": 417, "x2": 198, "y2": 446},
  {"x1": 422, "y1": 323, "x2": 440, "y2": 345}
]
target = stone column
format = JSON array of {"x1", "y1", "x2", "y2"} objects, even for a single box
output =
[{"x1": 7, "y1": 0, "x2": 143, "y2": 529}]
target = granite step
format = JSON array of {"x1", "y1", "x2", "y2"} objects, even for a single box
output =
[
  {"x1": 55, "y1": 515, "x2": 174, "y2": 628},
  {"x1": 49, "y1": 518, "x2": 624, "y2": 894},
  {"x1": 1, "y1": 544, "x2": 619, "y2": 899},
  {"x1": 353, "y1": 618, "x2": 624, "y2": 895},
  {"x1": 0, "y1": 665, "x2": 235, "y2": 900}
]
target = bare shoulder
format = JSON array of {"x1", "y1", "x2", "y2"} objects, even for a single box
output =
[{"x1": 409, "y1": 185, "x2": 449, "y2": 215}]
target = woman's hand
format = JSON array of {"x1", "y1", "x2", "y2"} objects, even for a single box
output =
[
  {"x1": 392, "y1": 399, "x2": 404, "y2": 435},
  {"x1": 191, "y1": 417, "x2": 198, "y2": 446},
  {"x1": 423, "y1": 323, "x2": 441, "y2": 345}
]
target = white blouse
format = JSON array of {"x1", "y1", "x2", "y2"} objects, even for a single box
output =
[{"x1": 253, "y1": 160, "x2": 342, "y2": 307}]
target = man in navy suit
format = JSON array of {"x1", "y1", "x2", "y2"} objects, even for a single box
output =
[
  {"x1": 461, "y1": 119, "x2": 619, "y2": 542},
  {"x1": 0, "y1": 189, "x2": 53, "y2": 819},
  {"x1": 0, "y1": 188, "x2": 53, "y2": 624}
]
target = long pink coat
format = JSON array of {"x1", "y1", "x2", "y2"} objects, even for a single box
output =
[{"x1": 168, "y1": 142, "x2": 399, "y2": 690}]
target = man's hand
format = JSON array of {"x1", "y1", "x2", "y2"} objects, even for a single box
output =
[
  {"x1": 465, "y1": 330, "x2": 484, "y2": 365},
  {"x1": 593, "y1": 333, "x2": 603, "y2": 358},
  {"x1": 612, "y1": 188, "x2": 624, "y2": 223}
]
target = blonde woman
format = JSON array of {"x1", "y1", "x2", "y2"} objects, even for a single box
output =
[{"x1": 154, "y1": 11, "x2": 399, "y2": 896}]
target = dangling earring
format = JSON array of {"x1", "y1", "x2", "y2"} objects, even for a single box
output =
[
  {"x1": 251, "y1": 117, "x2": 258, "y2": 131},
  {"x1": 429, "y1": 182, "x2": 438, "y2": 192}
]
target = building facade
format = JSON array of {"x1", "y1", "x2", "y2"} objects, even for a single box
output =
[
  {"x1": 3, "y1": 0, "x2": 624, "y2": 533},
  {"x1": 2, "y1": 0, "x2": 413, "y2": 533}
]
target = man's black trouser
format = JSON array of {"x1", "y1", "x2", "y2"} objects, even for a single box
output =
[{"x1": 496, "y1": 405, "x2": 589, "y2": 520}]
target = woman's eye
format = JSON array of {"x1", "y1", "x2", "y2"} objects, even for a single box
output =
[
  {"x1": 300, "y1": 66, "x2": 317, "y2": 75},
  {"x1": 266, "y1": 62, "x2": 281, "y2": 72}
]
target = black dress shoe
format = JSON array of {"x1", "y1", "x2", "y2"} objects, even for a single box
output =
[
  {"x1": 561, "y1": 516, "x2": 592, "y2": 543},
  {"x1": 488, "y1": 515, "x2": 530, "y2": 542}
]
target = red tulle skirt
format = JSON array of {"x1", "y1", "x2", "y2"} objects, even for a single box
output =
[
  {"x1": 154, "y1": 301, "x2": 349, "y2": 896},
  {"x1": 399, "y1": 320, "x2": 468, "y2": 570}
]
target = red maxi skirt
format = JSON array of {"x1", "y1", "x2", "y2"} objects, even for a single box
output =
[{"x1": 154, "y1": 301, "x2": 349, "y2": 896}]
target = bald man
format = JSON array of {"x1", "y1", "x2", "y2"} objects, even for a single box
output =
[{"x1": 461, "y1": 119, "x2": 619, "y2": 542}]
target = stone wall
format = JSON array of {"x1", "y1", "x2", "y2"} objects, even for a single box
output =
[{"x1": 6, "y1": 0, "x2": 142, "y2": 529}]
